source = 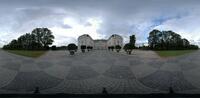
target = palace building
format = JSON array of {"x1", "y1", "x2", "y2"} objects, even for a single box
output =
[{"x1": 78, "y1": 34, "x2": 123, "y2": 50}]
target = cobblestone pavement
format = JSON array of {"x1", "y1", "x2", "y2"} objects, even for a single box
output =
[{"x1": 0, "y1": 49, "x2": 200, "y2": 94}]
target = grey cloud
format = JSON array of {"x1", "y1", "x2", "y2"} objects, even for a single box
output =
[
  {"x1": 54, "y1": 35, "x2": 77, "y2": 46},
  {"x1": 61, "y1": 24, "x2": 72, "y2": 29},
  {"x1": 0, "y1": 0, "x2": 200, "y2": 47},
  {"x1": 84, "y1": 22, "x2": 92, "y2": 27}
]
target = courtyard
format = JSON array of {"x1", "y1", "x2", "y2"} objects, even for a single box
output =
[{"x1": 0, "y1": 49, "x2": 200, "y2": 94}]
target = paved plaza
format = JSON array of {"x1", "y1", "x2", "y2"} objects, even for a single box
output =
[{"x1": 0, "y1": 49, "x2": 200, "y2": 94}]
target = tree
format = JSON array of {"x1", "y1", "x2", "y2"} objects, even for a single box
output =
[
  {"x1": 123, "y1": 43, "x2": 134, "y2": 54},
  {"x1": 115, "y1": 45, "x2": 122, "y2": 52},
  {"x1": 10, "y1": 39, "x2": 18, "y2": 49},
  {"x1": 57, "y1": 46, "x2": 67, "y2": 50},
  {"x1": 87, "y1": 46, "x2": 91, "y2": 51},
  {"x1": 17, "y1": 33, "x2": 39, "y2": 50},
  {"x1": 147, "y1": 29, "x2": 199, "y2": 50},
  {"x1": 90, "y1": 46, "x2": 93, "y2": 50},
  {"x1": 3, "y1": 28, "x2": 55, "y2": 50},
  {"x1": 51, "y1": 45, "x2": 57, "y2": 50},
  {"x1": 110, "y1": 46, "x2": 114, "y2": 51},
  {"x1": 148, "y1": 29, "x2": 160, "y2": 49},
  {"x1": 67, "y1": 43, "x2": 77, "y2": 55},
  {"x1": 3, "y1": 45, "x2": 10, "y2": 50},
  {"x1": 81, "y1": 45, "x2": 86, "y2": 53},
  {"x1": 87, "y1": 46, "x2": 93, "y2": 51},
  {"x1": 108, "y1": 46, "x2": 111, "y2": 51},
  {"x1": 130, "y1": 35, "x2": 136, "y2": 48},
  {"x1": 31, "y1": 28, "x2": 54, "y2": 48},
  {"x1": 188, "y1": 45, "x2": 199, "y2": 50},
  {"x1": 182, "y1": 38, "x2": 190, "y2": 49}
]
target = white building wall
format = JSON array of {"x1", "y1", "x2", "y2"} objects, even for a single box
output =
[
  {"x1": 78, "y1": 34, "x2": 94, "y2": 49},
  {"x1": 107, "y1": 34, "x2": 123, "y2": 47},
  {"x1": 78, "y1": 34, "x2": 123, "y2": 50}
]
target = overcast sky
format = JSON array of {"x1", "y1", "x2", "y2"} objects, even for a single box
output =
[{"x1": 0, "y1": 0, "x2": 200, "y2": 47}]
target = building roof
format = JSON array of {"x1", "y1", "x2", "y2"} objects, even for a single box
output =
[
  {"x1": 78, "y1": 34, "x2": 93, "y2": 40},
  {"x1": 108, "y1": 34, "x2": 122, "y2": 40}
]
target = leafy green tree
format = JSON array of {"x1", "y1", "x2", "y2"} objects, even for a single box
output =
[
  {"x1": 129, "y1": 35, "x2": 136, "y2": 48},
  {"x1": 51, "y1": 45, "x2": 57, "y2": 50},
  {"x1": 81, "y1": 45, "x2": 86, "y2": 53},
  {"x1": 115, "y1": 45, "x2": 122, "y2": 52},
  {"x1": 3, "y1": 28, "x2": 55, "y2": 50},
  {"x1": 58, "y1": 46, "x2": 67, "y2": 50},
  {"x1": 9, "y1": 39, "x2": 18, "y2": 50},
  {"x1": 110, "y1": 46, "x2": 114, "y2": 51},
  {"x1": 17, "y1": 33, "x2": 38, "y2": 50},
  {"x1": 181, "y1": 38, "x2": 189, "y2": 49},
  {"x1": 68, "y1": 43, "x2": 77, "y2": 55},
  {"x1": 31, "y1": 28, "x2": 54, "y2": 48},
  {"x1": 123, "y1": 43, "x2": 134, "y2": 54},
  {"x1": 189, "y1": 45, "x2": 199, "y2": 49},
  {"x1": 148, "y1": 29, "x2": 160, "y2": 49},
  {"x1": 87, "y1": 46, "x2": 93, "y2": 51},
  {"x1": 108, "y1": 46, "x2": 111, "y2": 51},
  {"x1": 148, "y1": 29, "x2": 198, "y2": 50}
]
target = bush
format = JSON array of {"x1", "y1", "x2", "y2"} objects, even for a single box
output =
[
  {"x1": 81, "y1": 45, "x2": 86, "y2": 53},
  {"x1": 87, "y1": 46, "x2": 90, "y2": 51},
  {"x1": 44, "y1": 46, "x2": 50, "y2": 50},
  {"x1": 139, "y1": 46, "x2": 150, "y2": 50},
  {"x1": 110, "y1": 46, "x2": 114, "y2": 51},
  {"x1": 68, "y1": 43, "x2": 77, "y2": 50},
  {"x1": 57, "y1": 46, "x2": 67, "y2": 50},
  {"x1": 123, "y1": 43, "x2": 134, "y2": 54},
  {"x1": 69, "y1": 51, "x2": 75, "y2": 55},
  {"x1": 188, "y1": 45, "x2": 199, "y2": 50},
  {"x1": 75, "y1": 46, "x2": 78, "y2": 52},
  {"x1": 67, "y1": 43, "x2": 77, "y2": 55},
  {"x1": 51, "y1": 45, "x2": 57, "y2": 50},
  {"x1": 86, "y1": 46, "x2": 93, "y2": 51},
  {"x1": 108, "y1": 46, "x2": 111, "y2": 51},
  {"x1": 115, "y1": 45, "x2": 122, "y2": 52}
]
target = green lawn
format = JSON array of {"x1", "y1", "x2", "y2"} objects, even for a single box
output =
[
  {"x1": 155, "y1": 50, "x2": 198, "y2": 57},
  {"x1": 6, "y1": 50, "x2": 47, "y2": 58}
]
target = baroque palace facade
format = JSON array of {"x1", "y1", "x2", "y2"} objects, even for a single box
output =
[{"x1": 78, "y1": 34, "x2": 123, "y2": 50}]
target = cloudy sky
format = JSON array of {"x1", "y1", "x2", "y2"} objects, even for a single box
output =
[{"x1": 0, "y1": 0, "x2": 200, "y2": 47}]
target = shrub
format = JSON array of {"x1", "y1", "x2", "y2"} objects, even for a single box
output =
[
  {"x1": 87, "y1": 46, "x2": 91, "y2": 51},
  {"x1": 123, "y1": 43, "x2": 134, "y2": 54},
  {"x1": 188, "y1": 45, "x2": 199, "y2": 50},
  {"x1": 110, "y1": 46, "x2": 114, "y2": 51},
  {"x1": 75, "y1": 46, "x2": 78, "y2": 52},
  {"x1": 69, "y1": 51, "x2": 75, "y2": 55},
  {"x1": 44, "y1": 46, "x2": 50, "y2": 50},
  {"x1": 108, "y1": 46, "x2": 111, "y2": 51},
  {"x1": 57, "y1": 46, "x2": 67, "y2": 50},
  {"x1": 68, "y1": 43, "x2": 77, "y2": 50},
  {"x1": 67, "y1": 43, "x2": 77, "y2": 55},
  {"x1": 51, "y1": 45, "x2": 57, "y2": 50},
  {"x1": 139, "y1": 46, "x2": 150, "y2": 50},
  {"x1": 115, "y1": 45, "x2": 122, "y2": 52},
  {"x1": 81, "y1": 45, "x2": 86, "y2": 53}
]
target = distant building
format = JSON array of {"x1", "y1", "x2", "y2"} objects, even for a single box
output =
[
  {"x1": 78, "y1": 34, "x2": 123, "y2": 50},
  {"x1": 94, "y1": 39, "x2": 107, "y2": 50}
]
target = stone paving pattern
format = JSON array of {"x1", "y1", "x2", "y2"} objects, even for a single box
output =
[{"x1": 0, "y1": 49, "x2": 200, "y2": 94}]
